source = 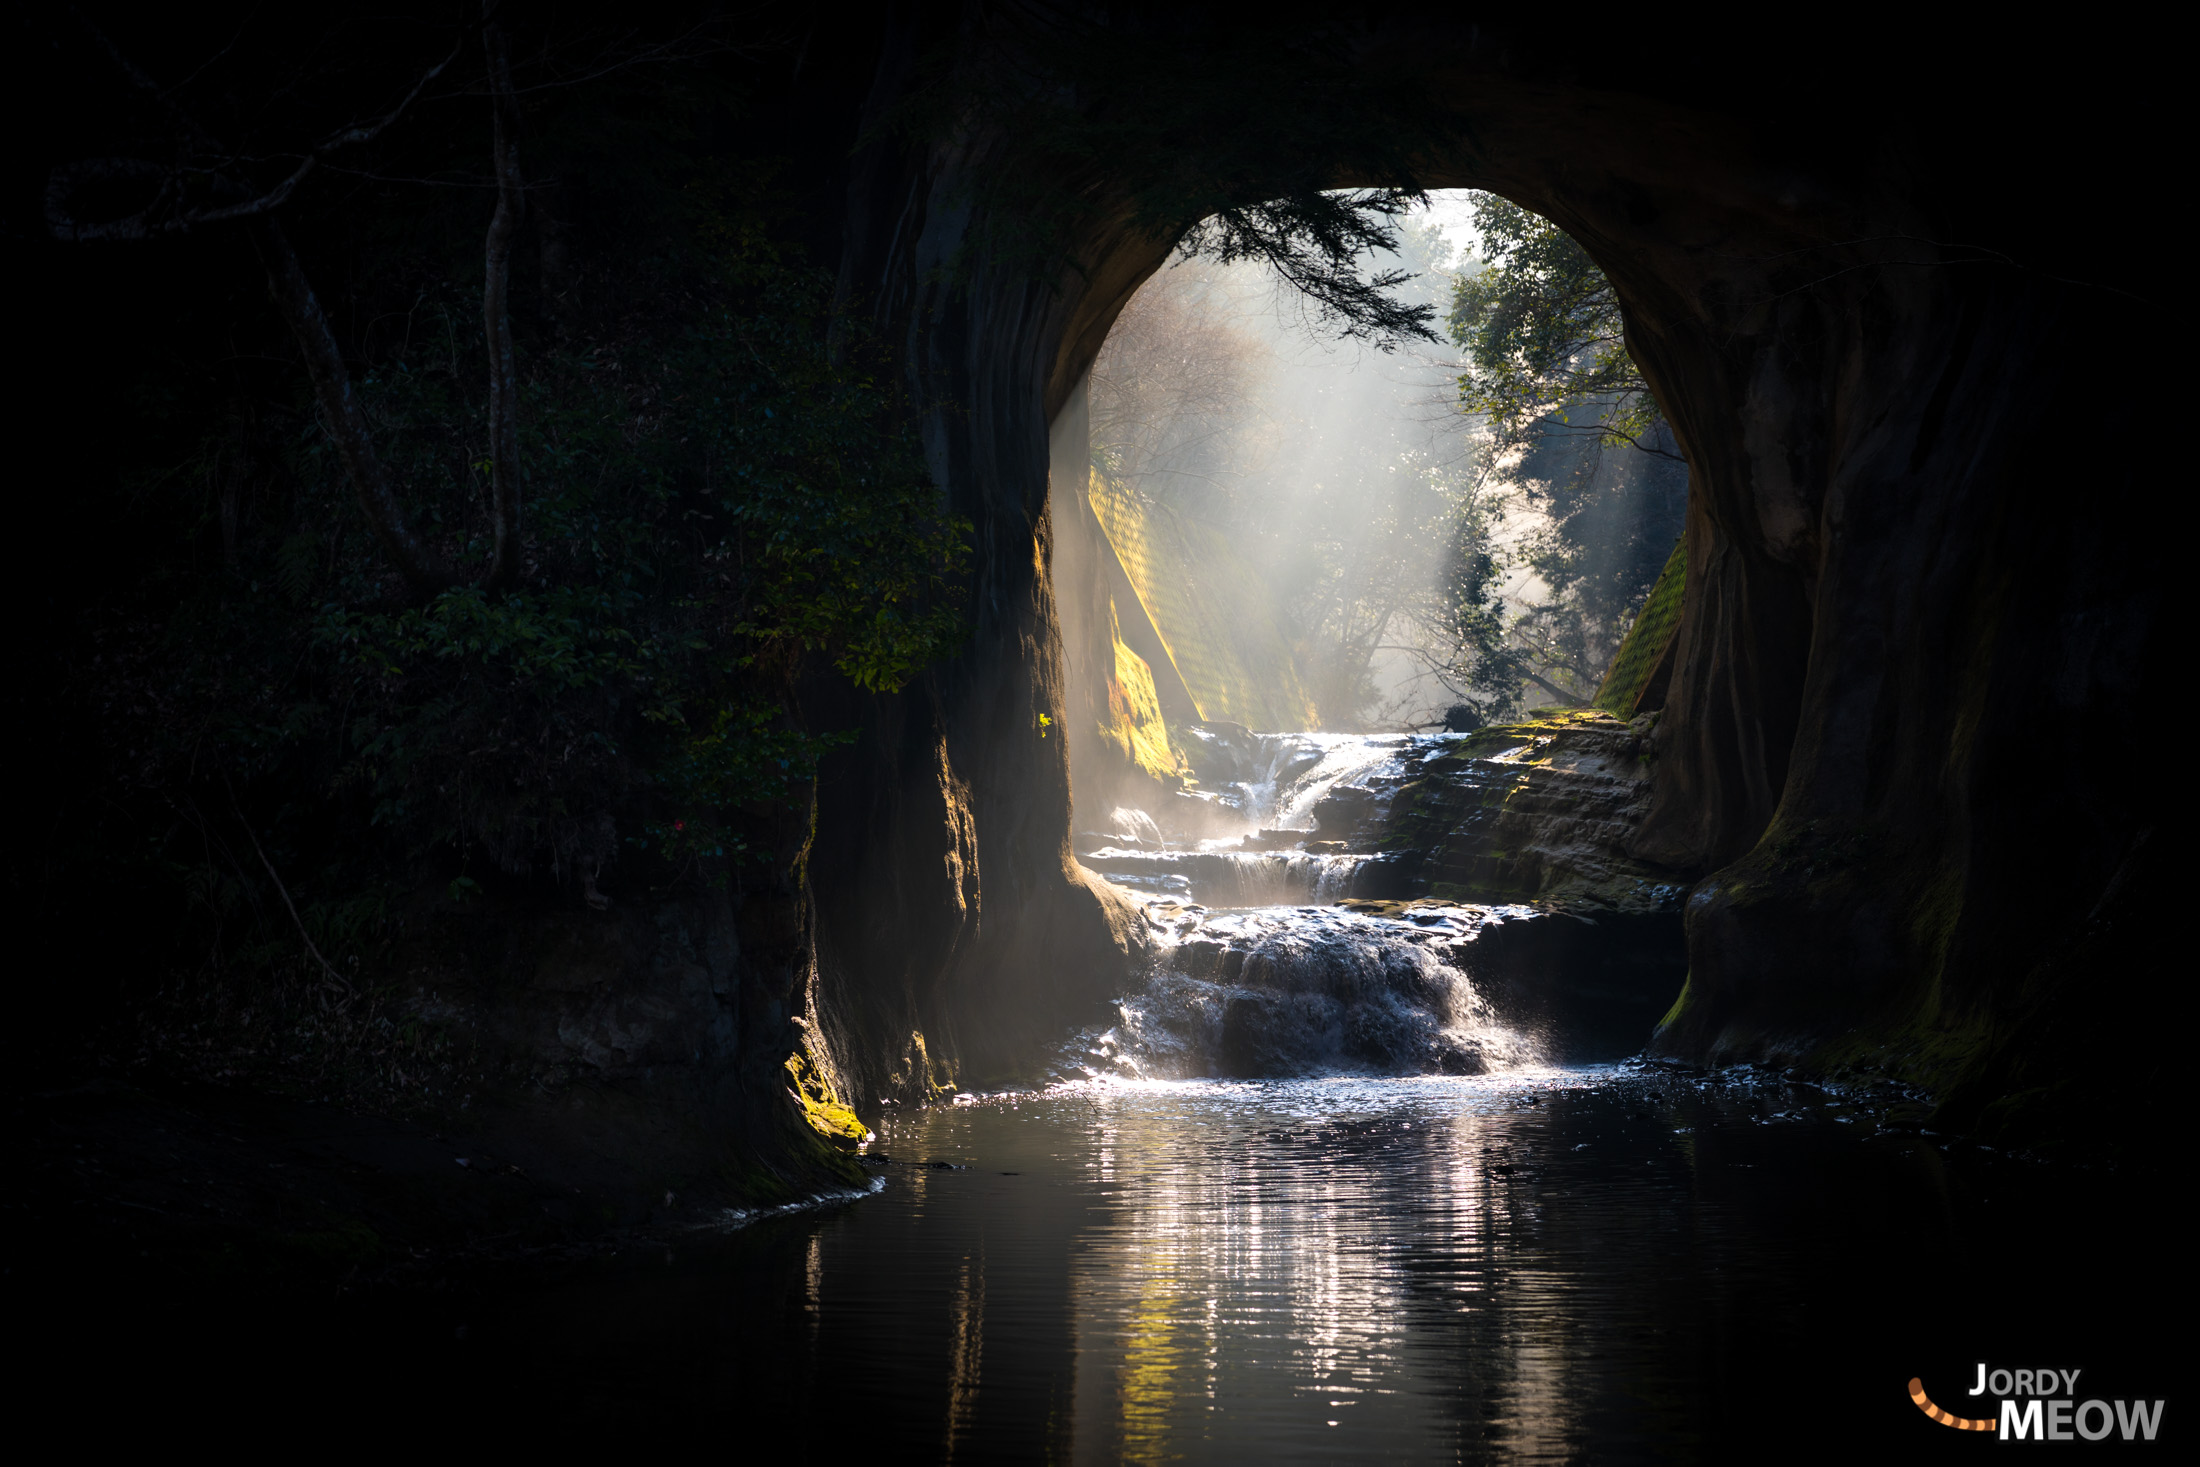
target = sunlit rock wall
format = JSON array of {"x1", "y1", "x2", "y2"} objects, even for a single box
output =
[
  {"x1": 1084, "y1": 473, "x2": 1321, "y2": 733},
  {"x1": 1049, "y1": 384, "x2": 1190, "y2": 802}
]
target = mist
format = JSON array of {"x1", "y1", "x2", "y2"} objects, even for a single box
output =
[{"x1": 1085, "y1": 190, "x2": 1682, "y2": 733}]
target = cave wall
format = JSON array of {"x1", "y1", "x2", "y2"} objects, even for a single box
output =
[
  {"x1": 803, "y1": 37, "x2": 1156, "y2": 1107},
  {"x1": 1044, "y1": 377, "x2": 1193, "y2": 810},
  {"x1": 802, "y1": 11, "x2": 2163, "y2": 1131}
]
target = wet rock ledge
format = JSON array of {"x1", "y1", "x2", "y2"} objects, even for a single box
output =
[
  {"x1": 1073, "y1": 712, "x2": 1699, "y2": 1070},
  {"x1": 1312, "y1": 709, "x2": 1682, "y2": 912}
]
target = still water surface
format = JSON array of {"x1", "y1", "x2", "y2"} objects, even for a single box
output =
[{"x1": 437, "y1": 1068, "x2": 2158, "y2": 1459}]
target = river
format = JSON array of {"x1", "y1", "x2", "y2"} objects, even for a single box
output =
[
  {"x1": 25, "y1": 732, "x2": 2167, "y2": 1454},
  {"x1": 345, "y1": 1065, "x2": 2157, "y2": 1457}
]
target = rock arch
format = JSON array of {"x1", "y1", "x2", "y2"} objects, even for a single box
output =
[{"x1": 806, "y1": 14, "x2": 2162, "y2": 1143}]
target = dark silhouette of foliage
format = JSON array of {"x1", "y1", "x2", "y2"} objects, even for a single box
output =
[
  {"x1": 32, "y1": 9, "x2": 967, "y2": 1003},
  {"x1": 908, "y1": 12, "x2": 1447, "y2": 350}
]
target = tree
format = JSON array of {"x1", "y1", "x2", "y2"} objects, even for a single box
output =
[
  {"x1": 31, "y1": 7, "x2": 968, "y2": 988},
  {"x1": 1440, "y1": 194, "x2": 1689, "y2": 711},
  {"x1": 1447, "y1": 195, "x2": 1668, "y2": 457},
  {"x1": 44, "y1": 6, "x2": 517, "y2": 594},
  {"x1": 1087, "y1": 259, "x2": 1268, "y2": 519},
  {"x1": 1427, "y1": 471, "x2": 1538, "y2": 722}
]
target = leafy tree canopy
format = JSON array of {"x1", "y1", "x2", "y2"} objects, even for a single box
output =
[
  {"x1": 1434, "y1": 195, "x2": 1687, "y2": 717},
  {"x1": 1448, "y1": 195, "x2": 1666, "y2": 455}
]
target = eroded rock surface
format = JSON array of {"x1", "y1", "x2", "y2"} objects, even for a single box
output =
[
  {"x1": 1136, "y1": 713, "x2": 1685, "y2": 916},
  {"x1": 1075, "y1": 898, "x2": 1685, "y2": 1079},
  {"x1": 1307, "y1": 712, "x2": 1683, "y2": 914}
]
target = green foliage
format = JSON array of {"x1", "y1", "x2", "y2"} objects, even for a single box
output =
[
  {"x1": 285, "y1": 220, "x2": 968, "y2": 875},
  {"x1": 1447, "y1": 195, "x2": 1660, "y2": 452},
  {"x1": 1438, "y1": 195, "x2": 1688, "y2": 711},
  {"x1": 642, "y1": 706, "x2": 855, "y2": 867},
  {"x1": 85, "y1": 175, "x2": 967, "y2": 978},
  {"x1": 1430, "y1": 478, "x2": 1538, "y2": 723},
  {"x1": 1177, "y1": 190, "x2": 1440, "y2": 350}
]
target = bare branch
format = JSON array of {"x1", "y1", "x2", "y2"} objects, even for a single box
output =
[
  {"x1": 43, "y1": 27, "x2": 460, "y2": 243},
  {"x1": 64, "y1": 3, "x2": 222, "y2": 149},
  {"x1": 234, "y1": 799, "x2": 355, "y2": 998},
  {"x1": 1518, "y1": 667, "x2": 1588, "y2": 707},
  {"x1": 480, "y1": 2, "x2": 524, "y2": 590},
  {"x1": 497, "y1": 20, "x2": 755, "y2": 95},
  {"x1": 251, "y1": 216, "x2": 453, "y2": 592},
  {"x1": 318, "y1": 41, "x2": 462, "y2": 151}
]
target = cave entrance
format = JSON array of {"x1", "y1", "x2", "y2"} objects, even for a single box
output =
[{"x1": 1050, "y1": 190, "x2": 1687, "y2": 897}]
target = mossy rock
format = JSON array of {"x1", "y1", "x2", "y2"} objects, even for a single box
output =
[{"x1": 785, "y1": 1048, "x2": 870, "y2": 1147}]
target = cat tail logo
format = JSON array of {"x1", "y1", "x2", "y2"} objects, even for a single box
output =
[{"x1": 1909, "y1": 1378, "x2": 1997, "y2": 1432}]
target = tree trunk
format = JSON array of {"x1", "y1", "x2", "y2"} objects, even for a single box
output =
[
  {"x1": 480, "y1": 5, "x2": 525, "y2": 591},
  {"x1": 249, "y1": 216, "x2": 450, "y2": 593}
]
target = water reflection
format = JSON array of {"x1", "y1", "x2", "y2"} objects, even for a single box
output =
[
  {"x1": 140, "y1": 1068, "x2": 2160, "y2": 1456},
  {"x1": 944, "y1": 1250, "x2": 986, "y2": 1456},
  {"x1": 789, "y1": 1071, "x2": 2160, "y2": 1461},
  {"x1": 1054, "y1": 1079, "x2": 1568, "y2": 1459}
]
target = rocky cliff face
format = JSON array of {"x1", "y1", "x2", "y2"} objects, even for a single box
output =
[{"x1": 28, "y1": 11, "x2": 2161, "y2": 1251}]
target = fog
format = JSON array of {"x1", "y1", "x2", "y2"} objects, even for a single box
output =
[
  {"x1": 1086, "y1": 190, "x2": 1681, "y2": 732},
  {"x1": 1089, "y1": 194, "x2": 1497, "y2": 731}
]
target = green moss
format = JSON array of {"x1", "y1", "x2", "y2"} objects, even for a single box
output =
[
  {"x1": 1593, "y1": 535, "x2": 1686, "y2": 715},
  {"x1": 885, "y1": 1028, "x2": 959, "y2": 1104},
  {"x1": 1904, "y1": 865, "x2": 1968, "y2": 990},
  {"x1": 1655, "y1": 975, "x2": 1693, "y2": 1032},
  {"x1": 785, "y1": 1048, "x2": 870, "y2": 1147},
  {"x1": 268, "y1": 1217, "x2": 385, "y2": 1267}
]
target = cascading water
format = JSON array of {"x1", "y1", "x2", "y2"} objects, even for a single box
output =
[
  {"x1": 1077, "y1": 727, "x2": 1430, "y2": 905},
  {"x1": 1072, "y1": 848, "x2": 1370, "y2": 905},
  {"x1": 1074, "y1": 727, "x2": 1542, "y2": 1081},
  {"x1": 1072, "y1": 903, "x2": 1541, "y2": 1081},
  {"x1": 1172, "y1": 727, "x2": 1410, "y2": 832}
]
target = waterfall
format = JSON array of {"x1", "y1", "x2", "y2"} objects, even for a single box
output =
[
  {"x1": 1069, "y1": 904, "x2": 1542, "y2": 1081},
  {"x1": 1077, "y1": 729, "x2": 1444, "y2": 906},
  {"x1": 1078, "y1": 848, "x2": 1374, "y2": 905},
  {"x1": 1070, "y1": 732, "x2": 1542, "y2": 1078},
  {"x1": 1174, "y1": 728, "x2": 1411, "y2": 832}
]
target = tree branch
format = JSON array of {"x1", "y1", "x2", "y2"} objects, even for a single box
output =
[
  {"x1": 1519, "y1": 668, "x2": 1588, "y2": 706},
  {"x1": 250, "y1": 216, "x2": 453, "y2": 591},
  {"x1": 234, "y1": 800, "x2": 355, "y2": 998},
  {"x1": 481, "y1": 3, "x2": 525, "y2": 590},
  {"x1": 43, "y1": 21, "x2": 459, "y2": 242}
]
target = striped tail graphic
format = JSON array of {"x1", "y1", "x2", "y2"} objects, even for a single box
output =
[{"x1": 1909, "y1": 1378, "x2": 1998, "y2": 1431}]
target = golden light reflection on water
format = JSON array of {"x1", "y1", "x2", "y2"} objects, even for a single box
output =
[
  {"x1": 944, "y1": 1253, "x2": 984, "y2": 1460},
  {"x1": 756, "y1": 1066, "x2": 2118, "y2": 1462},
  {"x1": 1051, "y1": 1077, "x2": 1586, "y2": 1461}
]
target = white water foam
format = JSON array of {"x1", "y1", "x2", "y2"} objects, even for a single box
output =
[{"x1": 1073, "y1": 903, "x2": 1541, "y2": 1082}]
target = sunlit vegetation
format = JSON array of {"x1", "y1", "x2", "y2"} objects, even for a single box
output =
[
  {"x1": 1084, "y1": 195, "x2": 1683, "y2": 731},
  {"x1": 1440, "y1": 195, "x2": 1686, "y2": 717}
]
